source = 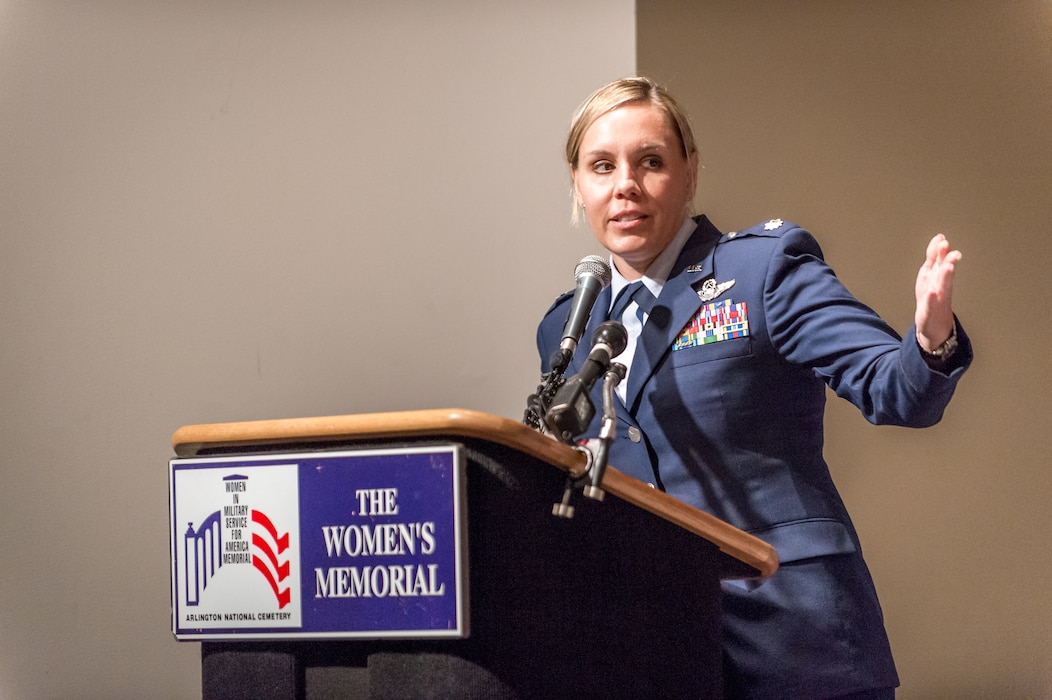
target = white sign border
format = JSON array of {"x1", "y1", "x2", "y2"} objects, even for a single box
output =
[{"x1": 168, "y1": 443, "x2": 468, "y2": 641}]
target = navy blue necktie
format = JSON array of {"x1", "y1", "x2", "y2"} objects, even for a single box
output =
[{"x1": 610, "y1": 280, "x2": 657, "y2": 325}]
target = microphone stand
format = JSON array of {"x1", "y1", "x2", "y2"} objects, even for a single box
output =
[
  {"x1": 582, "y1": 362, "x2": 626, "y2": 502},
  {"x1": 525, "y1": 321, "x2": 628, "y2": 517},
  {"x1": 522, "y1": 350, "x2": 568, "y2": 435},
  {"x1": 552, "y1": 362, "x2": 626, "y2": 519}
]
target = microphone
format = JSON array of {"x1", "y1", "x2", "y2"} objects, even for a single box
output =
[
  {"x1": 545, "y1": 321, "x2": 628, "y2": 442},
  {"x1": 550, "y1": 255, "x2": 612, "y2": 375}
]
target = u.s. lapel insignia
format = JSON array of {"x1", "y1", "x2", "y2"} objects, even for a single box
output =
[
  {"x1": 763, "y1": 218, "x2": 784, "y2": 231},
  {"x1": 686, "y1": 262, "x2": 706, "y2": 273},
  {"x1": 697, "y1": 277, "x2": 735, "y2": 302}
]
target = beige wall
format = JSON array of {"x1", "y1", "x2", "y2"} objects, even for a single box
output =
[
  {"x1": 639, "y1": 1, "x2": 1052, "y2": 697},
  {"x1": 5, "y1": 1, "x2": 1049, "y2": 697},
  {"x1": 0, "y1": 2, "x2": 634, "y2": 697}
]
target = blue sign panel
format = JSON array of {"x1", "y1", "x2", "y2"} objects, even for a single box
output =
[{"x1": 169, "y1": 444, "x2": 467, "y2": 640}]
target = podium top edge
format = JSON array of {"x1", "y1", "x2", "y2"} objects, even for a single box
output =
[
  {"x1": 172, "y1": 407, "x2": 584, "y2": 467},
  {"x1": 171, "y1": 408, "x2": 777, "y2": 580}
]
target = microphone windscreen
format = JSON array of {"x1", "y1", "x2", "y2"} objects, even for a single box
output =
[{"x1": 574, "y1": 255, "x2": 611, "y2": 286}]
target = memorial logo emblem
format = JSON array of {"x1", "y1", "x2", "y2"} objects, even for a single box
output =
[{"x1": 171, "y1": 463, "x2": 302, "y2": 630}]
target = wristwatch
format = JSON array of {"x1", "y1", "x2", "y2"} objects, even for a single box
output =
[{"x1": 919, "y1": 325, "x2": 958, "y2": 360}]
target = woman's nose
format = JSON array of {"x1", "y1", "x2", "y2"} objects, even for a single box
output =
[{"x1": 614, "y1": 167, "x2": 641, "y2": 198}]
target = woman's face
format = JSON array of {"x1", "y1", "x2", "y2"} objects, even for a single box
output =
[{"x1": 573, "y1": 101, "x2": 697, "y2": 280}]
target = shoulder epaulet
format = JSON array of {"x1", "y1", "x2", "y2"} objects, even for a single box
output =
[
  {"x1": 722, "y1": 217, "x2": 797, "y2": 241},
  {"x1": 543, "y1": 288, "x2": 576, "y2": 316}
]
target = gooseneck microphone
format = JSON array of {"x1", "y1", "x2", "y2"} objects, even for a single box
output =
[
  {"x1": 549, "y1": 255, "x2": 612, "y2": 375},
  {"x1": 545, "y1": 321, "x2": 628, "y2": 442}
]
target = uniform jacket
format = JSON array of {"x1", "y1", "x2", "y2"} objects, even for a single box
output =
[{"x1": 536, "y1": 215, "x2": 972, "y2": 698}]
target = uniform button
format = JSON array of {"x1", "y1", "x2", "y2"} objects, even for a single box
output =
[
  {"x1": 627, "y1": 426, "x2": 642, "y2": 443},
  {"x1": 647, "y1": 482, "x2": 657, "y2": 489}
]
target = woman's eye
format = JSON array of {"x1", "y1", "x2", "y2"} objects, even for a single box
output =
[
  {"x1": 592, "y1": 161, "x2": 614, "y2": 174},
  {"x1": 643, "y1": 156, "x2": 663, "y2": 169}
]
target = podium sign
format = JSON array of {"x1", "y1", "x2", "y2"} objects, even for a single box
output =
[{"x1": 169, "y1": 444, "x2": 467, "y2": 641}]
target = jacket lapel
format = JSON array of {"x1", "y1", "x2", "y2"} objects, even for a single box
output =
[{"x1": 624, "y1": 217, "x2": 722, "y2": 412}]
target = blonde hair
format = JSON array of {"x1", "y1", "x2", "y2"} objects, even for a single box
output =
[{"x1": 565, "y1": 76, "x2": 698, "y2": 223}]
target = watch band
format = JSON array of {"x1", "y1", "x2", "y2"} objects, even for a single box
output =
[{"x1": 919, "y1": 324, "x2": 958, "y2": 360}]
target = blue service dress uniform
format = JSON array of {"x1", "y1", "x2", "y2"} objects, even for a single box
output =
[{"x1": 535, "y1": 215, "x2": 972, "y2": 699}]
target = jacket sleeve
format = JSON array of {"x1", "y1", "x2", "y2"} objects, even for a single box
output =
[{"x1": 764, "y1": 226, "x2": 972, "y2": 427}]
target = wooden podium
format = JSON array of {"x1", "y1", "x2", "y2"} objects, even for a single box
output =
[{"x1": 171, "y1": 409, "x2": 777, "y2": 700}]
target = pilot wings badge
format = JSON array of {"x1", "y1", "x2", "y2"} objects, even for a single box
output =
[{"x1": 697, "y1": 277, "x2": 736, "y2": 302}]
